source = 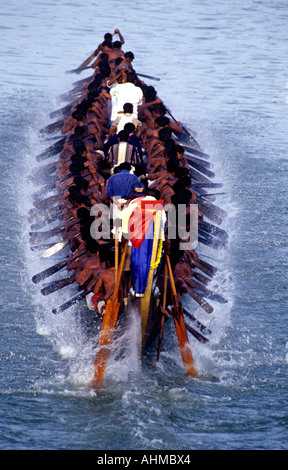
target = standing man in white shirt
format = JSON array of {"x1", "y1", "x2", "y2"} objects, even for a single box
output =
[{"x1": 109, "y1": 71, "x2": 143, "y2": 123}]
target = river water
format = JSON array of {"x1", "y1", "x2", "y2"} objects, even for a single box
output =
[{"x1": 0, "y1": 0, "x2": 288, "y2": 451}]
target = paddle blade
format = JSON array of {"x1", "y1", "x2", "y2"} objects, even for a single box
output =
[
  {"x1": 172, "y1": 307, "x2": 197, "y2": 377},
  {"x1": 91, "y1": 299, "x2": 120, "y2": 390},
  {"x1": 39, "y1": 240, "x2": 69, "y2": 259}
]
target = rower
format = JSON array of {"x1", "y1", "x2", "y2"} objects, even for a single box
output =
[
  {"x1": 107, "y1": 130, "x2": 142, "y2": 172},
  {"x1": 80, "y1": 29, "x2": 124, "y2": 70},
  {"x1": 106, "y1": 162, "x2": 139, "y2": 205},
  {"x1": 104, "y1": 122, "x2": 143, "y2": 158},
  {"x1": 109, "y1": 71, "x2": 143, "y2": 124},
  {"x1": 108, "y1": 102, "x2": 142, "y2": 137}
]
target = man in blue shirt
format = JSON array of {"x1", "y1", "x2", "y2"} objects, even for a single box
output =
[{"x1": 106, "y1": 162, "x2": 138, "y2": 201}]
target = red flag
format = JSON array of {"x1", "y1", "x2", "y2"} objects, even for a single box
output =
[{"x1": 128, "y1": 199, "x2": 163, "y2": 248}]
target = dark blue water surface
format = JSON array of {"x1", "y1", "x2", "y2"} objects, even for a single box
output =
[{"x1": 0, "y1": 0, "x2": 288, "y2": 450}]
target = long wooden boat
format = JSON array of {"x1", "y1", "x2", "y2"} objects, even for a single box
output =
[{"x1": 30, "y1": 30, "x2": 228, "y2": 390}]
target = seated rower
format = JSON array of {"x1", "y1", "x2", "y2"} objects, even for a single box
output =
[
  {"x1": 84, "y1": 29, "x2": 124, "y2": 69},
  {"x1": 104, "y1": 122, "x2": 143, "y2": 159},
  {"x1": 108, "y1": 102, "x2": 142, "y2": 137},
  {"x1": 107, "y1": 130, "x2": 142, "y2": 172},
  {"x1": 109, "y1": 71, "x2": 144, "y2": 124},
  {"x1": 106, "y1": 162, "x2": 139, "y2": 204}
]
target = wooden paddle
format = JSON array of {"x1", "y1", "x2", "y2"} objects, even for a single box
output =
[
  {"x1": 28, "y1": 206, "x2": 62, "y2": 224},
  {"x1": 165, "y1": 254, "x2": 197, "y2": 377},
  {"x1": 182, "y1": 307, "x2": 212, "y2": 336},
  {"x1": 52, "y1": 290, "x2": 88, "y2": 314},
  {"x1": 184, "y1": 153, "x2": 211, "y2": 169},
  {"x1": 198, "y1": 230, "x2": 227, "y2": 250},
  {"x1": 188, "y1": 160, "x2": 215, "y2": 179},
  {"x1": 157, "y1": 262, "x2": 168, "y2": 361},
  {"x1": 29, "y1": 226, "x2": 64, "y2": 244},
  {"x1": 185, "y1": 285, "x2": 213, "y2": 314},
  {"x1": 40, "y1": 275, "x2": 76, "y2": 295},
  {"x1": 33, "y1": 194, "x2": 61, "y2": 210},
  {"x1": 66, "y1": 65, "x2": 93, "y2": 74},
  {"x1": 137, "y1": 72, "x2": 160, "y2": 81},
  {"x1": 39, "y1": 119, "x2": 65, "y2": 136},
  {"x1": 187, "y1": 277, "x2": 227, "y2": 304},
  {"x1": 184, "y1": 322, "x2": 208, "y2": 344},
  {"x1": 180, "y1": 143, "x2": 210, "y2": 159},
  {"x1": 165, "y1": 107, "x2": 196, "y2": 139},
  {"x1": 190, "y1": 182, "x2": 223, "y2": 189},
  {"x1": 91, "y1": 240, "x2": 128, "y2": 391},
  {"x1": 32, "y1": 260, "x2": 67, "y2": 284},
  {"x1": 115, "y1": 226, "x2": 119, "y2": 283},
  {"x1": 30, "y1": 211, "x2": 61, "y2": 231},
  {"x1": 199, "y1": 220, "x2": 228, "y2": 242},
  {"x1": 36, "y1": 137, "x2": 66, "y2": 162},
  {"x1": 50, "y1": 103, "x2": 73, "y2": 119},
  {"x1": 189, "y1": 258, "x2": 216, "y2": 279}
]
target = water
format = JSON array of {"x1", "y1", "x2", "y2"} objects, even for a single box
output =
[{"x1": 0, "y1": 0, "x2": 288, "y2": 450}]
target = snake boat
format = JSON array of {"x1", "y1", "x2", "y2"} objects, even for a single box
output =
[{"x1": 29, "y1": 31, "x2": 228, "y2": 390}]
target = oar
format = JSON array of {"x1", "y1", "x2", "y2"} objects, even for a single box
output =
[
  {"x1": 30, "y1": 211, "x2": 61, "y2": 231},
  {"x1": 199, "y1": 192, "x2": 227, "y2": 198},
  {"x1": 189, "y1": 166, "x2": 214, "y2": 184},
  {"x1": 28, "y1": 206, "x2": 62, "y2": 224},
  {"x1": 52, "y1": 290, "x2": 89, "y2": 314},
  {"x1": 190, "y1": 256, "x2": 218, "y2": 278},
  {"x1": 192, "y1": 270, "x2": 211, "y2": 286},
  {"x1": 32, "y1": 260, "x2": 67, "y2": 284},
  {"x1": 91, "y1": 240, "x2": 128, "y2": 391},
  {"x1": 32, "y1": 182, "x2": 58, "y2": 199},
  {"x1": 188, "y1": 160, "x2": 215, "y2": 179},
  {"x1": 50, "y1": 103, "x2": 74, "y2": 119},
  {"x1": 137, "y1": 72, "x2": 160, "y2": 81},
  {"x1": 165, "y1": 107, "x2": 196, "y2": 139},
  {"x1": 157, "y1": 262, "x2": 168, "y2": 361},
  {"x1": 59, "y1": 84, "x2": 85, "y2": 100},
  {"x1": 115, "y1": 226, "x2": 119, "y2": 283},
  {"x1": 39, "y1": 239, "x2": 69, "y2": 259},
  {"x1": 184, "y1": 322, "x2": 209, "y2": 344},
  {"x1": 183, "y1": 307, "x2": 212, "y2": 336},
  {"x1": 165, "y1": 254, "x2": 197, "y2": 377},
  {"x1": 199, "y1": 220, "x2": 228, "y2": 243},
  {"x1": 60, "y1": 92, "x2": 83, "y2": 103},
  {"x1": 31, "y1": 175, "x2": 57, "y2": 189},
  {"x1": 190, "y1": 279, "x2": 227, "y2": 304},
  {"x1": 29, "y1": 226, "x2": 64, "y2": 244},
  {"x1": 39, "y1": 119, "x2": 65, "y2": 136},
  {"x1": 197, "y1": 201, "x2": 224, "y2": 226},
  {"x1": 197, "y1": 196, "x2": 227, "y2": 220},
  {"x1": 41, "y1": 275, "x2": 76, "y2": 296},
  {"x1": 30, "y1": 242, "x2": 56, "y2": 252},
  {"x1": 180, "y1": 143, "x2": 210, "y2": 159},
  {"x1": 198, "y1": 257, "x2": 219, "y2": 274},
  {"x1": 65, "y1": 65, "x2": 93, "y2": 74},
  {"x1": 31, "y1": 162, "x2": 57, "y2": 180},
  {"x1": 36, "y1": 137, "x2": 66, "y2": 162},
  {"x1": 191, "y1": 182, "x2": 223, "y2": 189},
  {"x1": 73, "y1": 75, "x2": 94, "y2": 87},
  {"x1": 184, "y1": 153, "x2": 211, "y2": 169},
  {"x1": 185, "y1": 285, "x2": 214, "y2": 314},
  {"x1": 33, "y1": 194, "x2": 62, "y2": 210},
  {"x1": 198, "y1": 230, "x2": 227, "y2": 249}
]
